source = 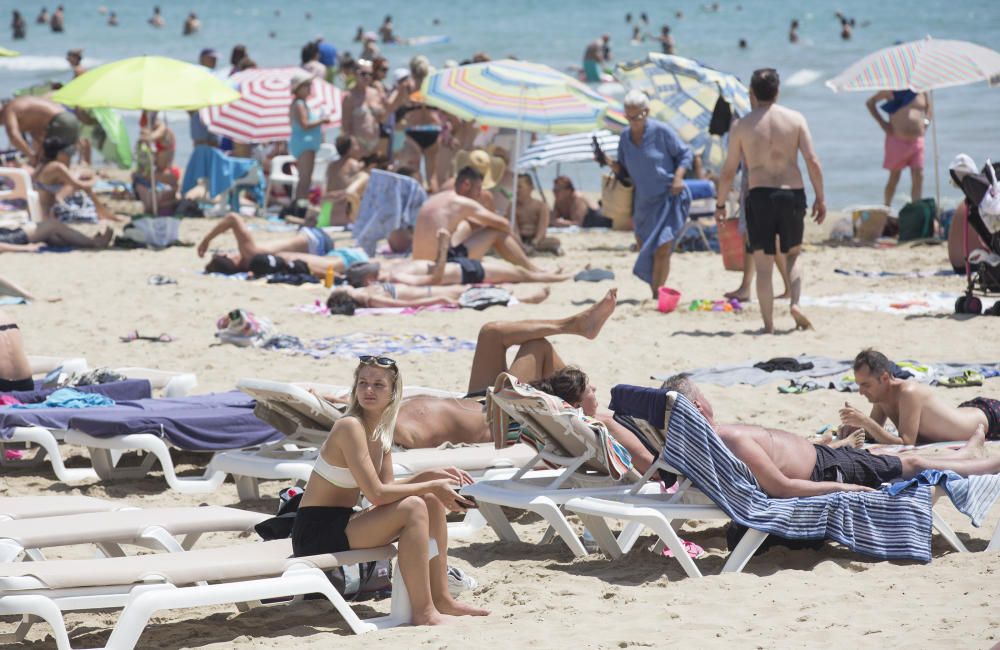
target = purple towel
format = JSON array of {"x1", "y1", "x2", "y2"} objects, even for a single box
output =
[
  {"x1": 609, "y1": 384, "x2": 668, "y2": 429},
  {"x1": 4, "y1": 379, "x2": 153, "y2": 404},
  {"x1": 66, "y1": 391, "x2": 280, "y2": 451}
]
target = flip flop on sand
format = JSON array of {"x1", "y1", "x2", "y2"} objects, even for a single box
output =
[
  {"x1": 937, "y1": 369, "x2": 984, "y2": 388},
  {"x1": 120, "y1": 331, "x2": 175, "y2": 343}
]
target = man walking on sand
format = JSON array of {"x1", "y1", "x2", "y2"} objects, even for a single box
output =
[
  {"x1": 715, "y1": 68, "x2": 825, "y2": 333},
  {"x1": 865, "y1": 90, "x2": 931, "y2": 207}
]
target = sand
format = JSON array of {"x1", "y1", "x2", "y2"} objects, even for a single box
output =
[{"x1": 2, "y1": 214, "x2": 998, "y2": 649}]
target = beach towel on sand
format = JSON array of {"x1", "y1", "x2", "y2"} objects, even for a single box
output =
[{"x1": 661, "y1": 392, "x2": 935, "y2": 562}]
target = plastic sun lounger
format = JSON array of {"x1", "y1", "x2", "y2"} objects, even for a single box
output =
[
  {"x1": 0, "y1": 538, "x2": 433, "y2": 650},
  {"x1": 0, "y1": 496, "x2": 119, "y2": 522},
  {"x1": 460, "y1": 373, "x2": 659, "y2": 557},
  {"x1": 1, "y1": 367, "x2": 199, "y2": 482},
  {"x1": 563, "y1": 388, "x2": 1000, "y2": 576},
  {"x1": 217, "y1": 379, "x2": 538, "y2": 501},
  {"x1": 0, "y1": 505, "x2": 268, "y2": 562}
]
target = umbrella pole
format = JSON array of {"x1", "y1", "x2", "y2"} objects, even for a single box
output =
[
  {"x1": 148, "y1": 145, "x2": 158, "y2": 217},
  {"x1": 510, "y1": 127, "x2": 521, "y2": 227},
  {"x1": 930, "y1": 90, "x2": 941, "y2": 219}
]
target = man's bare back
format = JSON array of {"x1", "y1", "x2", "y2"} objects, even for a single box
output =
[
  {"x1": 393, "y1": 396, "x2": 490, "y2": 448},
  {"x1": 413, "y1": 190, "x2": 478, "y2": 259},
  {"x1": 870, "y1": 381, "x2": 988, "y2": 445},
  {"x1": 734, "y1": 104, "x2": 807, "y2": 190}
]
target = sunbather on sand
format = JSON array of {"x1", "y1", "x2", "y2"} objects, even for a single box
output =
[
  {"x1": 0, "y1": 219, "x2": 113, "y2": 252},
  {"x1": 662, "y1": 373, "x2": 1000, "y2": 497},
  {"x1": 839, "y1": 349, "x2": 1000, "y2": 445},
  {"x1": 294, "y1": 355, "x2": 489, "y2": 625},
  {"x1": 0, "y1": 309, "x2": 33, "y2": 392},
  {"x1": 197, "y1": 212, "x2": 367, "y2": 276},
  {"x1": 327, "y1": 283, "x2": 550, "y2": 312}
]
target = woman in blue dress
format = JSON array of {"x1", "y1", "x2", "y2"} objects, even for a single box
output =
[
  {"x1": 288, "y1": 70, "x2": 328, "y2": 205},
  {"x1": 609, "y1": 90, "x2": 692, "y2": 299}
]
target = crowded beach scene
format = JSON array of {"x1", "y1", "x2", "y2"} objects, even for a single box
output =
[{"x1": 2, "y1": 0, "x2": 1000, "y2": 647}]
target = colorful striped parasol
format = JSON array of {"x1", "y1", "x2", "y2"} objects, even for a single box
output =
[
  {"x1": 825, "y1": 37, "x2": 1000, "y2": 93},
  {"x1": 199, "y1": 67, "x2": 342, "y2": 144},
  {"x1": 614, "y1": 53, "x2": 750, "y2": 170},
  {"x1": 420, "y1": 59, "x2": 609, "y2": 135}
]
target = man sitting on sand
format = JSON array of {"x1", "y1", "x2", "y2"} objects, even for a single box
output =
[
  {"x1": 662, "y1": 373, "x2": 1000, "y2": 497},
  {"x1": 410, "y1": 166, "x2": 538, "y2": 271},
  {"x1": 514, "y1": 174, "x2": 561, "y2": 255},
  {"x1": 323, "y1": 135, "x2": 368, "y2": 224},
  {"x1": 838, "y1": 349, "x2": 1000, "y2": 446},
  {"x1": 197, "y1": 212, "x2": 368, "y2": 276},
  {"x1": 551, "y1": 176, "x2": 612, "y2": 228}
]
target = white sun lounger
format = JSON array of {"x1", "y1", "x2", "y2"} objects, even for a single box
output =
[
  {"x1": 0, "y1": 505, "x2": 268, "y2": 562},
  {"x1": 0, "y1": 538, "x2": 427, "y2": 650},
  {"x1": 1, "y1": 367, "x2": 199, "y2": 483},
  {"x1": 0, "y1": 496, "x2": 119, "y2": 522}
]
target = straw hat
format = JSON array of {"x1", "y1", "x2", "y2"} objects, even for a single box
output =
[
  {"x1": 454, "y1": 149, "x2": 505, "y2": 190},
  {"x1": 289, "y1": 69, "x2": 315, "y2": 91}
]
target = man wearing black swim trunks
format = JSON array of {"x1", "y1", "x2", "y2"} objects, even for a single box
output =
[
  {"x1": 663, "y1": 374, "x2": 1000, "y2": 497},
  {"x1": 714, "y1": 68, "x2": 826, "y2": 334}
]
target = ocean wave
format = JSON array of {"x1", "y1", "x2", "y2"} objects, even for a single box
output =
[
  {"x1": 0, "y1": 56, "x2": 71, "y2": 72},
  {"x1": 784, "y1": 68, "x2": 823, "y2": 87}
]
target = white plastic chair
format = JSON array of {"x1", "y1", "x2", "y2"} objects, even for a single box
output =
[
  {"x1": 312, "y1": 142, "x2": 339, "y2": 187},
  {"x1": 261, "y1": 155, "x2": 298, "y2": 215},
  {"x1": 0, "y1": 167, "x2": 42, "y2": 222}
]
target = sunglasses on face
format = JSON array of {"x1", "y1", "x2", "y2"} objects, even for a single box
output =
[
  {"x1": 359, "y1": 355, "x2": 397, "y2": 369},
  {"x1": 359, "y1": 71, "x2": 373, "y2": 78}
]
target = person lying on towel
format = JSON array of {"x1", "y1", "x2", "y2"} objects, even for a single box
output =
[
  {"x1": 661, "y1": 373, "x2": 1000, "y2": 497},
  {"x1": 838, "y1": 349, "x2": 1000, "y2": 446}
]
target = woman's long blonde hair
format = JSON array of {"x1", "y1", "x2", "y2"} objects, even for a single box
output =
[{"x1": 344, "y1": 360, "x2": 403, "y2": 453}]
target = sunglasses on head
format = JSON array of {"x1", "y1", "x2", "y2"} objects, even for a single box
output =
[{"x1": 359, "y1": 355, "x2": 397, "y2": 368}]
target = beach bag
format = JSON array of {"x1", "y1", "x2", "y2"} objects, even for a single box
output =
[
  {"x1": 600, "y1": 173, "x2": 634, "y2": 231},
  {"x1": 979, "y1": 159, "x2": 1000, "y2": 233},
  {"x1": 215, "y1": 308, "x2": 274, "y2": 347},
  {"x1": 52, "y1": 191, "x2": 99, "y2": 223},
  {"x1": 897, "y1": 198, "x2": 935, "y2": 241},
  {"x1": 254, "y1": 487, "x2": 393, "y2": 602},
  {"x1": 459, "y1": 286, "x2": 512, "y2": 310},
  {"x1": 120, "y1": 217, "x2": 181, "y2": 249}
]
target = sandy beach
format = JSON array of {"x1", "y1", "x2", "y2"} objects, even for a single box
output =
[{"x1": 2, "y1": 214, "x2": 998, "y2": 649}]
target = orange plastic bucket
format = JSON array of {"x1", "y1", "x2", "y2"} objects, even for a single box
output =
[{"x1": 719, "y1": 218, "x2": 745, "y2": 272}]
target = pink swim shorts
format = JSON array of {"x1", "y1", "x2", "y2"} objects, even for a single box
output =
[{"x1": 883, "y1": 134, "x2": 924, "y2": 171}]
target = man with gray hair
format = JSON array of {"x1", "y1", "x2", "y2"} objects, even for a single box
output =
[
  {"x1": 607, "y1": 89, "x2": 692, "y2": 300},
  {"x1": 714, "y1": 68, "x2": 825, "y2": 333}
]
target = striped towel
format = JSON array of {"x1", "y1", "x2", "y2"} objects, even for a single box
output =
[
  {"x1": 661, "y1": 393, "x2": 935, "y2": 562},
  {"x1": 886, "y1": 470, "x2": 1000, "y2": 527}
]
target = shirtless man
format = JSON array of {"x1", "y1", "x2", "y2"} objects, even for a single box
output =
[
  {"x1": 865, "y1": 90, "x2": 931, "y2": 206},
  {"x1": 663, "y1": 374, "x2": 1000, "y2": 497},
  {"x1": 1, "y1": 96, "x2": 80, "y2": 164},
  {"x1": 197, "y1": 212, "x2": 367, "y2": 277},
  {"x1": 411, "y1": 166, "x2": 538, "y2": 271},
  {"x1": 66, "y1": 49, "x2": 85, "y2": 77},
  {"x1": 514, "y1": 174, "x2": 561, "y2": 255},
  {"x1": 839, "y1": 349, "x2": 1000, "y2": 446},
  {"x1": 715, "y1": 68, "x2": 825, "y2": 333},
  {"x1": 551, "y1": 176, "x2": 611, "y2": 228},
  {"x1": 323, "y1": 135, "x2": 367, "y2": 224}
]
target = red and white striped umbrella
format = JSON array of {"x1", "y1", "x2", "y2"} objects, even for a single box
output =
[{"x1": 199, "y1": 67, "x2": 342, "y2": 144}]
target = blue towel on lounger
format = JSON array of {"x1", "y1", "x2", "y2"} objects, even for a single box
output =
[
  {"x1": 609, "y1": 384, "x2": 668, "y2": 429},
  {"x1": 181, "y1": 146, "x2": 262, "y2": 210},
  {"x1": 2, "y1": 379, "x2": 152, "y2": 404},
  {"x1": 9, "y1": 388, "x2": 115, "y2": 410},
  {"x1": 660, "y1": 391, "x2": 935, "y2": 562},
  {"x1": 886, "y1": 469, "x2": 1000, "y2": 527}
]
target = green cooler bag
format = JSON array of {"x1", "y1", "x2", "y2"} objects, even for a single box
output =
[{"x1": 898, "y1": 198, "x2": 936, "y2": 241}]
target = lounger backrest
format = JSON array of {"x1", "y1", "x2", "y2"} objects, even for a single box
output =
[
  {"x1": 238, "y1": 379, "x2": 344, "y2": 446},
  {"x1": 660, "y1": 391, "x2": 935, "y2": 562},
  {"x1": 487, "y1": 373, "x2": 634, "y2": 480}
]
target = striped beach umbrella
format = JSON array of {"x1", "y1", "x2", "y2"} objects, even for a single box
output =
[
  {"x1": 517, "y1": 129, "x2": 619, "y2": 169},
  {"x1": 420, "y1": 59, "x2": 609, "y2": 135},
  {"x1": 199, "y1": 67, "x2": 342, "y2": 144},
  {"x1": 825, "y1": 37, "x2": 1000, "y2": 93},
  {"x1": 614, "y1": 53, "x2": 750, "y2": 170}
]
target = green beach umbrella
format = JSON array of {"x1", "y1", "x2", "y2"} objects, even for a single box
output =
[
  {"x1": 51, "y1": 55, "x2": 238, "y2": 111},
  {"x1": 0, "y1": 47, "x2": 19, "y2": 57}
]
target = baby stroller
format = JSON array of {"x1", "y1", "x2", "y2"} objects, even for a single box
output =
[{"x1": 949, "y1": 158, "x2": 1000, "y2": 314}]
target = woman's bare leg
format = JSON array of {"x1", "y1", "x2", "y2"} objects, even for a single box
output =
[
  {"x1": 423, "y1": 495, "x2": 489, "y2": 616},
  {"x1": 506, "y1": 285, "x2": 550, "y2": 304},
  {"x1": 466, "y1": 288, "x2": 617, "y2": 393},
  {"x1": 28, "y1": 220, "x2": 111, "y2": 249},
  {"x1": 507, "y1": 338, "x2": 565, "y2": 382},
  {"x1": 294, "y1": 149, "x2": 316, "y2": 201},
  {"x1": 481, "y1": 261, "x2": 570, "y2": 284},
  {"x1": 346, "y1": 496, "x2": 455, "y2": 626}
]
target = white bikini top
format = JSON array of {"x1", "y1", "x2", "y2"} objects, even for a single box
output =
[{"x1": 312, "y1": 454, "x2": 358, "y2": 488}]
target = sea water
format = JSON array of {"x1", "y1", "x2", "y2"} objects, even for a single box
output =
[{"x1": 1, "y1": 0, "x2": 997, "y2": 210}]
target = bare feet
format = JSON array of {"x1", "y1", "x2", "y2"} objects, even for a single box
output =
[
  {"x1": 411, "y1": 610, "x2": 462, "y2": 626},
  {"x1": 775, "y1": 290, "x2": 790, "y2": 300},
  {"x1": 724, "y1": 288, "x2": 750, "y2": 301},
  {"x1": 828, "y1": 430, "x2": 865, "y2": 449},
  {"x1": 515, "y1": 285, "x2": 551, "y2": 304},
  {"x1": 572, "y1": 288, "x2": 618, "y2": 339},
  {"x1": 94, "y1": 227, "x2": 114, "y2": 249},
  {"x1": 961, "y1": 424, "x2": 987, "y2": 459},
  {"x1": 790, "y1": 305, "x2": 813, "y2": 331},
  {"x1": 436, "y1": 600, "x2": 490, "y2": 617}
]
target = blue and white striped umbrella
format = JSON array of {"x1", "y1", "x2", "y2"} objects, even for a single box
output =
[{"x1": 516, "y1": 130, "x2": 619, "y2": 169}]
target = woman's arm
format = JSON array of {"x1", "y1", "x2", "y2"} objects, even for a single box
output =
[{"x1": 52, "y1": 163, "x2": 96, "y2": 192}]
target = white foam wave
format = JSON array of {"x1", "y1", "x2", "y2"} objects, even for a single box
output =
[
  {"x1": 0, "y1": 55, "x2": 106, "y2": 72},
  {"x1": 784, "y1": 68, "x2": 822, "y2": 87}
]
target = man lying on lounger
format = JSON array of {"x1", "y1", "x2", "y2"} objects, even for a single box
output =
[
  {"x1": 197, "y1": 212, "x2": 368, "y2": 277},
  {"x1": 838, "y1": 349, "x2": 1000, "y2": 446},
  {"x1": 662, "y1": 373, "x2": 1000, "y2": 497}
]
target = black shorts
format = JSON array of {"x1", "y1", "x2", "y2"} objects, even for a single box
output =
[
  {"x1": 446, "y1": 243, "x2": 469, "y2": 261},
  {"x1": 453, "y1": 257, "x2": 485, "y2": 284},
  {"x1": 291, "y1": 506, "x2": 354, "y2": 556},
  {"x1": 745, "y1": 187, "x2": 807, "y2": 254},
  {"x1": 0, "y1": 227, "x2": 29, "y2": 246},
  {"x1": 810, "y1": 445, "x2": 903, "y2": 488},
  {"x1": 959, "y1": 397, "x2": 1000, "y2": 440},
  {"x1": 582, "y1": 208, "x2": 613, "y2": 229},
  {"x1": 0, "y1": 377, "x2": 34, "y2": 392}
]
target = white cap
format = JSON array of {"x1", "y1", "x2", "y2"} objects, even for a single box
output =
[
  {"x1": 949, "y1": 153, "x2": 977, "y2": 177},
  {"x1": 393, "y1": 67, "x2": 410, "y2": 83},
  {"x1": 290, "y1": 69, "x2": 316, "y2": 91}
]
